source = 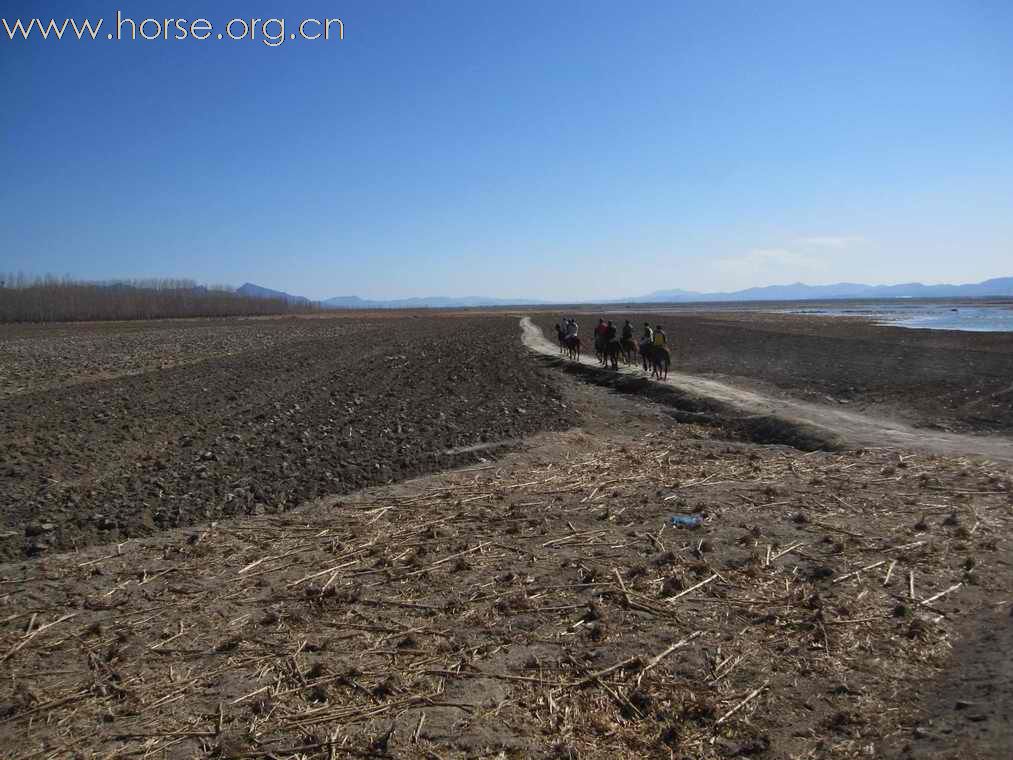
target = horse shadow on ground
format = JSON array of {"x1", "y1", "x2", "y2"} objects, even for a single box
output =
[{"x1": 537, "y1": 355, "x2": 844, "y2": 453}]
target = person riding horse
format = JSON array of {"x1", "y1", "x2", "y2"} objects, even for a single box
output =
[
  {"x1": 639, "y1": 322, "x2": 654, "y2": 362},
  {"x1": 647, "y1": 323, "x2": 671, "y2": 379},
  {"x1": 620, "y1": 320, "x2": 636, "y2": 364},
  {"x1": 593, "y1": 319, "x2": 608, "y2": 361},
  {"x1": 604, "y1": 320, "x2": 622, "y2": 369},
  {"x1": 557, "y1": 318, "x2": 581, "y2": 359},
  {"x1": 653, "y1": 324, "x2": 667, "y2": 349}
]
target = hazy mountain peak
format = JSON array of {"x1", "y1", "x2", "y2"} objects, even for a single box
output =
[
  {"x1": 631, "y1": 277, "x2": 1013, "y2": 303},
  {"x1": 238, "y1": 276, "x2": 1013, "y2": 309}
]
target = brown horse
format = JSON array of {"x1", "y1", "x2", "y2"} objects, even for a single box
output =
[
  {"x1": 650, "y1": 345, "x2": 671, "y2": 380},
  {"x1": 639, "y1": 342, "x2": 671, "y2": 379},
  {"x1": 603, "y1": 339, "x2": 622, "y2": 370},
  {"x1": 620, "y1": 337, "x2": 638, "y2": 365},
  {"x1": 639, "y1": 340, "x2": 653, "y2": 372},
  {"x1": 563, "y1": 335, "x2": 582, "y2": 361}
]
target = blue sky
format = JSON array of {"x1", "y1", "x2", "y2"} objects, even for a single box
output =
[{"x1": 2, "y1": 1, "x2": 1011, "y2": 300}]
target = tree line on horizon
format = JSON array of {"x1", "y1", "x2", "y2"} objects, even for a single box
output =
[{"x1": 0, "y1": 274, "x2": 319, "y2": 323}]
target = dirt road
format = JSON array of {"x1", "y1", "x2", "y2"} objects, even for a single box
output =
[{"x1": 521, "y1": 317, "x2": 1013, "y2": 463}]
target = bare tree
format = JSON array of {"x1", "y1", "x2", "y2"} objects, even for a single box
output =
[{"x1": 0, "y1": 275, "x2": 318, "y2": 323}]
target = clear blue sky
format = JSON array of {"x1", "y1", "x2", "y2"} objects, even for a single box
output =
[{"x1": 3, "y1": 1, "x2": 1011, "y2": 300}]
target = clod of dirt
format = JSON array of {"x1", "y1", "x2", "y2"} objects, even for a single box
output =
[
  {"x1": 213, "y1": 733, "x2": 251, "y2": 759},
  {"x1": 24, "y1": 541, "x2": 49, "y2": 556},
  {"x1": 661, "y1": 574, "x2": 687, "y2": 596},
  {"x1": 807, "y1": 565, "x2": 835, "y2": 581},
  {"x1": 213, "y1": 636, "x2": 241, "y2": 653},
  {"x1": 23, "y1": 522, "x2": 56, "y2": 537},
  {"x1": 495, "y1": 591, "x2": 531, "y2": 612},
  {"x1": 585, "y1": 621, "x2": 608, "y2": 641}
]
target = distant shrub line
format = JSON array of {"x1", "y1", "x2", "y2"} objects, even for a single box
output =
[{"x1": 0, "y1": 274, "x2": 317, "y2": 323}]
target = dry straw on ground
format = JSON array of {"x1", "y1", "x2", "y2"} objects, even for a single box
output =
[{"x1": 1, "y1": 429, "x2": 1010, "y2": 758}]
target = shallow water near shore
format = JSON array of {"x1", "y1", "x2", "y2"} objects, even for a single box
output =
[{"x1": 782, "y1": 301, "x2": 1013, "y2": 332}]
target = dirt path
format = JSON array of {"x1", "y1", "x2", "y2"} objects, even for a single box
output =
[{"x1": 521, "y1": 318, "x2": 1013, "y2": 463}]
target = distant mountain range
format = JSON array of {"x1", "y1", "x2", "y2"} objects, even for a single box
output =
[
  {"x1": 236, "y1": 276, "x2": 1013, "y2": 309},
  {"x1": 629, "y1": 277, "x2": 1013, "y2": 303}
]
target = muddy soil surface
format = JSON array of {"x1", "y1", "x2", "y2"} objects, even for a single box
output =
[
  {"x1": 0, "y1": 312, "x2": 416, "y2": 400},
  {"x1": 534, "y1": 311, "x2": 1013, "y2": 434},
  {"x1": 895, "y1": 604, "x2": 1013, "y2": 759},
  {"x1": 0, "y1": 315, "x2": 570, "y2": 560},
  {"x1": 0, "y1": 374, "x2": 1010, "y2": 759}
]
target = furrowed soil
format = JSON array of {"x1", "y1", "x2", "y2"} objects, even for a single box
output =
[
  {"x1": 0, "y1": 314, "x2": 570, "y2": 561},
  {"x1": 0, "y1": 312, "x2": 1011, "y2": 759},
  {"x1": 533, "y1": 311, "x2": 1013, "y2": 435}
]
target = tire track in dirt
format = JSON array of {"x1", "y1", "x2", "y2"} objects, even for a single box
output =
[{"x1": 520, "y1": 317, "x2": 1013, "y2": 463}]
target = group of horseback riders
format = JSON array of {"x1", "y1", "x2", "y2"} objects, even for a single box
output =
[{"x1": 555, "y1": 317, "x2": 671, "y2": 379}]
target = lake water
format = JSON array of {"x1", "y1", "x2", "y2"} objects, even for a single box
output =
[{"x1": 782, "y1": 302, "x2": 1013, "y2": 332}]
